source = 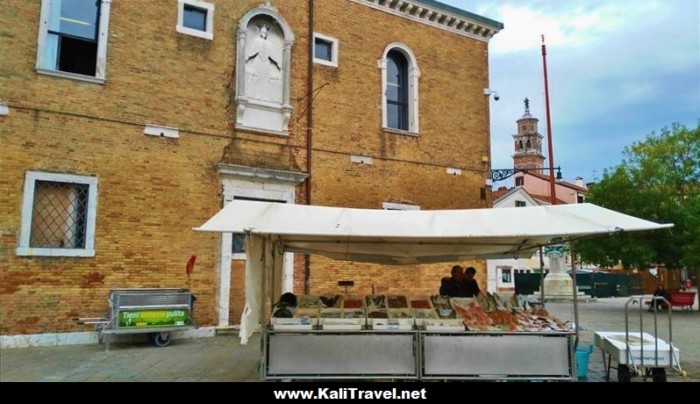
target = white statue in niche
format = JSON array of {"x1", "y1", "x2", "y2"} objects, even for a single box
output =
[{"x1": 245, "y1": 23, "x2": 283, "y2": 103}]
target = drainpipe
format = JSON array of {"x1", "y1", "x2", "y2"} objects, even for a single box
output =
[{"x1": 304, "y1": 0, "x2": 314, "y2": 294}]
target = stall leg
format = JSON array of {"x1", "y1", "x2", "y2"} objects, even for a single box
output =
[
  {"x1": 618, "y1": 364, "x2": 631, "y2": 383},
  {"x1": 651, "y1": 368, "x2": 667, "y2": 383}
]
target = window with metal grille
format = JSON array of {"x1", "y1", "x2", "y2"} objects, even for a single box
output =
[
  {"x1": 31, "y1": 181, "x2": 89, "y2": 248},
  {"x1": 17, "y1": 172, "x2": 98, "y2": 257}
]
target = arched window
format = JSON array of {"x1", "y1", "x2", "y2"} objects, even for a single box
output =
[
  {"x1": 386, "y1": 50, "x2": 408, "y2": 131},
  {"x1": 381, "y1": 44, "x2": 419, "y2": 134}
]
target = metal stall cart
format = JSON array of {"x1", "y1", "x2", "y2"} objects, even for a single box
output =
[
  {"x1": 193, "y1": 201, "x2": 672, "y2": 381},
  {"x1": 79, "y1": 288, "x2": 195, "y2": 350},
  {"x1": 594, "y1": 295, "x2": 683, "y2": 382},
  {"x1": 261, "y1": 293, "x2": 574, "y2": 381}
]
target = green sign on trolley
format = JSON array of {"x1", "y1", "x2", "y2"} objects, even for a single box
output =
[{"x1": 118, "y1": 309, "x2": 189, "y2": 329}]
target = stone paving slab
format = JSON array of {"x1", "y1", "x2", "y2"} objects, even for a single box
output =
[{"x1": 1, "y1": 297, "x2": 697, "y2": 383}]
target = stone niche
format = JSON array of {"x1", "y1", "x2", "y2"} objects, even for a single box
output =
[{"x1": 235, "y1": 5, "x2": 294, "y2": 136}]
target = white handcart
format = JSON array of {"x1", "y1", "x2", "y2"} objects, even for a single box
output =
[{"x1": 594, "y1": 295, "x2": 684, "y2": 382}]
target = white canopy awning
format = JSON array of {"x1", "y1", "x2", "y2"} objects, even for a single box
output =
[
  {"x1": 194, "y1": 200, "x2": 673, "y2": 264},
  {"x1": 194, "y1": 200, "x2": 672, "y2": 344}
]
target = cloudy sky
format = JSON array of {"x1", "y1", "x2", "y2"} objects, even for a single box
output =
[{"x1": 442, "y1": 0, "x2": 700, "y2": 185}]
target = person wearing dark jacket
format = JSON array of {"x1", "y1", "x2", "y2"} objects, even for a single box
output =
[
  {"x1": 463, "y1": 266, "x2": 481, "y2": 297},
  {"x1": 439, "y1": 265, "x2": 465, "y2": 297},
  {"x1": 650, "y1": 284, "x2": 670, "y2": 311}
]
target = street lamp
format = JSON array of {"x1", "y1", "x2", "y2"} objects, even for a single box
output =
[{"x1": 489, "y1": 166, "x2": 563, "y2": 183}]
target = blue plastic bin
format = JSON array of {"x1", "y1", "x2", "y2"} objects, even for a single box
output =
[{"x1": 576, "y1": 345, "x2": 594, "y2": 380}]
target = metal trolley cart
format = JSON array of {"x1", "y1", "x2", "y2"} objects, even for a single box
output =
[
  {"x1": 78, "y1": 288, "x2": 195, "y2": 350},
  {"x1": 594, "y1": 295, "x2": 684, "y2": 382}
]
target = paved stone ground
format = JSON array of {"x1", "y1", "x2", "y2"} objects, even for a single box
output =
[{"x1": 1, "y1": 296, "x2": 697, "y2": 382}]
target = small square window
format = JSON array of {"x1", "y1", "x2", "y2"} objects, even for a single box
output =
[
  {"x1": 177, "y1": 0, "x2": 214, "y2": 40},
  {"x1": 501, "y1": 269, "x2": 512, "y2": 283},
  {"x1": 313, "y1": 33, "x2": 338, "y2": 67},
  {"x1": 515, "y1": 200, "x2": 526, "y2": 207},
  {"x1": 315, "y1": 40, "x2": 332, "y2": 61},
  {"x1": 17, "y1": 172, "x2": 98, "y2": 257},
  {"x1": 183, "y1": 5, "x2": 207, "y2": 31}
]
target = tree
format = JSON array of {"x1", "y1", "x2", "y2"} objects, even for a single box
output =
[{"x1": 576, "y1": 122, "x2": 700, "y2": 270}]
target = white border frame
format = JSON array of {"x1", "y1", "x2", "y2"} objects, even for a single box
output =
[
  {"x1": 380, "y1": 43, "x2": 420, "y2": 135},
  {"x1": 36, "y1": 0, "x2": 112, "y2": 83},
  {"x1": 313, "y1": 32, "x2": 338, "y2": 67},
  {"x1": 234, "y1": 5, "x2": 295, "y2": 135},
  {"x1": 16, "y1": 171, "x2": 98, "y2": 257},
  {"x1": 216, "y1": 164, "x2": 306, "y2": 327},
  {"x1": 176, "y1": 0, "x2": 214, "y2": 40}
]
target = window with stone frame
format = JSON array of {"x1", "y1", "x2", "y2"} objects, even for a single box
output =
[
  {"x1": 381, "y1": 44, "x2": 420, "y2": 134},
  {"x1": 17, "y1": 172, "x2": 98, "y2": 257},
  {"x1": 176, "y1": 0, "x2": 215, "y2": 40},
  {"x1": 36, "y1": 0, "x2": 111, "y2": 82}
]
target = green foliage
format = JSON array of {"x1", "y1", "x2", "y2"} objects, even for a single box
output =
[{"x1": 577, "y1": 122, "x2": 700, "y2": 270}]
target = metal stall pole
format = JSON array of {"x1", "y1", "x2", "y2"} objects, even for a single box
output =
[
  {"x1": 570, "y1": 243, "x2": 579, "y2": 348},
  {"x1": 570, "y1": 243, "x2": 579, "y2": 381},
  {"x1": 539, "y1": 247, "x2": 545, "y2": 307}
]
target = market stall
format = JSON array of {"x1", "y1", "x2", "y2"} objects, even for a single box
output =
[{"x1": 194, "y1": 201, "x2": 672, "y2": 380}]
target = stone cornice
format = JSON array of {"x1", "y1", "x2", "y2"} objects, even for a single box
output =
[{"x1": 349, "y1": 0, "x2": 503, "y2": 42}]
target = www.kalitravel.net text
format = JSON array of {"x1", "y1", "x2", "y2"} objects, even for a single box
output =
[{"x1": 273, "y1": 387, "x2": 428, "y2": 400}]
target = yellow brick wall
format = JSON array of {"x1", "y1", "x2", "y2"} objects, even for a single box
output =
[
  {"x1": 0, "y1": 0, "x2": 310, "y2": 334},
  {"x1": 0, "y1": 107, "x2": 227, "y2": 334},
  {"x1": 304, "y1": 0, "x2": 491, "y2": 295},
  {"x1": 0, "y1": 0, "x2": 492, "y2": 335}
]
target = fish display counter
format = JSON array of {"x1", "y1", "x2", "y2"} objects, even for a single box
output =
[{"x1": 262, "y1": 293, "x2": 575, "y2": 380}]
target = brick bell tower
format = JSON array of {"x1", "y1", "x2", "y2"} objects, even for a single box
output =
[{"x1": 513, "y1": 98, "x2": 545, "y2": 170}]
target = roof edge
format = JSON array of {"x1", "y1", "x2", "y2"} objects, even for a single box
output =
[{"x1": 350, "y1": 0, "x2": 503, "y2": 42}]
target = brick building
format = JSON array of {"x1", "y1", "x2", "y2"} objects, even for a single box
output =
[{"x1": 0, "y1": 0, "x2": 502, "y2": 342}]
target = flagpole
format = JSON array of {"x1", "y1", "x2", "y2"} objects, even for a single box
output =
[{"x1": 541, "y1": 35, "x2": 557, "y2": 205}]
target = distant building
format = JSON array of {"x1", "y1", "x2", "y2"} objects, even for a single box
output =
[{"x1": 487, "y1": 101, "x2": 587, "y2": 293}]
